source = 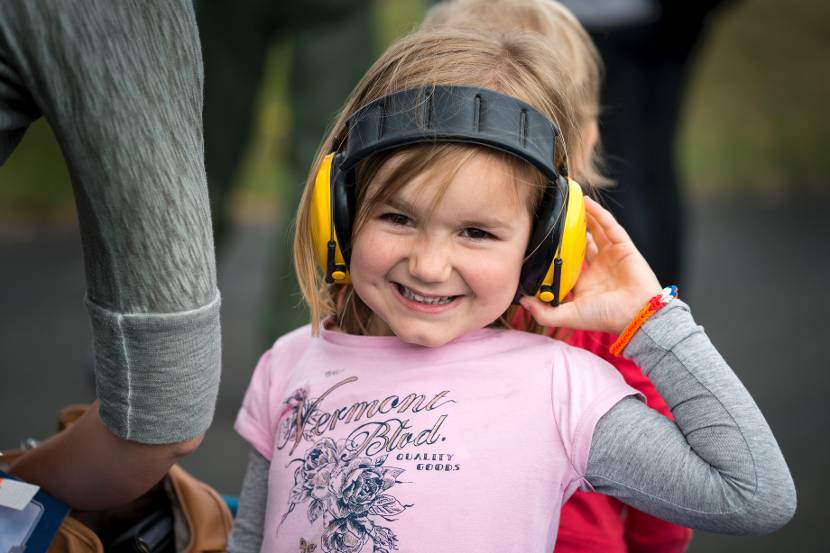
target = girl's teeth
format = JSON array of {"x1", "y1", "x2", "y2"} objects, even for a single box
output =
[{"x1": 399, "y1": 284, "x2": 453, "y2": 305}]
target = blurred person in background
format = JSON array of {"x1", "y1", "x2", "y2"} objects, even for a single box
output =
[
  {"x1": 0, "y1": 0, "x2": 220, "y2": 509},
  {"x1": 197, "y1": 0, "x2": 376, "y2": 342},
  {"x1": 560, "y1": 0, "x2": 732, "y2": 288},
  {"x1": 423, "y1": 1, "x2": 692, "y2": 551}
]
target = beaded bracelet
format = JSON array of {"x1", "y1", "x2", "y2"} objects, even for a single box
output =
[{"x1": 609, "y1": 285, "x2": 679, "y2": 356}]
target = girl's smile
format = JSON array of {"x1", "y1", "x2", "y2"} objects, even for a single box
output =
[
  {"x1": 391, "y1": 281, "x2": 463, "y2": 312},
  {"x1": 349, "y1": 149, "x2": 534, "y2": 347}
]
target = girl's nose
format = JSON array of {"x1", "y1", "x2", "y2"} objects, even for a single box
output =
[{"x1": 408, "y1": 236, "x2": 452, "y2": 283}]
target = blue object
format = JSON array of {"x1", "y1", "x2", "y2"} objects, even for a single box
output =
[
  {"x1": 0, "y1": 471, "x2": 70, "y2": 553},
  {"x1": 222, "y1": 495, "x2": 239, "y2": 518}
]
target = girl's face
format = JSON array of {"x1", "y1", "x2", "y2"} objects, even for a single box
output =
[{"x1": 349, "y1": 150, "x2": 533, "y2": 347}]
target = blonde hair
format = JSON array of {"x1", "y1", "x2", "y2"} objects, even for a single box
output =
[
  {"x1": 422, "y1": 0, "x2": 606, "y2": 186},
  {"x1": 294, "y1": 27, "x2": 583, "y2": 335}
]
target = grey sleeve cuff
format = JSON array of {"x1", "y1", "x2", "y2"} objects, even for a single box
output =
[{"x1": 87, "y1": 292, "x2": 221, "y2": 443}]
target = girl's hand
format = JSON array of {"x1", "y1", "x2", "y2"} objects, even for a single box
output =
[{"x1": 519, "y1": 196, "x2": 662, "y2": 335}]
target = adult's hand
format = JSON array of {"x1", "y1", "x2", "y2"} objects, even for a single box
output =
[{"x1": 9, "y1": 402, "x2": 202, "y2": 510}]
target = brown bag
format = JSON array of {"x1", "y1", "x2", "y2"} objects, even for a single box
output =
[
  {"x1": 1, "y1": 405, "x2": 233, "y2": 553},
  {"x1": 46, "y1": 518, "x2": 103, "y2": 553}
]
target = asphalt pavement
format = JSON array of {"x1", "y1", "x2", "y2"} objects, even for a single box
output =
[{"x1": 1, "y1": 197, "x2": 827, "y2": 552}]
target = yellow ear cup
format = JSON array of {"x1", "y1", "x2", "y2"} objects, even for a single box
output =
[
  {"x1": 309, "y1": 153, "x2": 350, "y2": 284},
  {"x1": 536, "y1": 178, "x2": 586, "y2": 303}
]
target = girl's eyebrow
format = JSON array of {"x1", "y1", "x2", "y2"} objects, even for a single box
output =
[
  {"x1": 385, "y1": 197, "x2": 514, "y2": 229},
  {"x1": 384, "y1": 197, "x2": 416, "y2": 213},
  {"x1": 458, "y1": 217, "x2": 513, "y2": 230}
]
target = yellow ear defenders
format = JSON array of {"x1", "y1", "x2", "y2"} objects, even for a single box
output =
[
  {"x1": 310, "y1": 152, "x2": 350, "y2": 284},
  {"x1": 309, "y1": 86, "x2": 586, "y2": 305},
  {"x1": 534, "y1": 175, "x2": 586, "y2": 303}
]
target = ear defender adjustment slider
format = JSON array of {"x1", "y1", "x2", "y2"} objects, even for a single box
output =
[
  {"x1": 538, "y1": 287, "x2": 556, "y2": 304},
  {"x1": 538, "y1": 258, "x2": 564, "y2": 305},
  {"x1": 326, "y1": 240, "x2": 348, "y2": 283}
]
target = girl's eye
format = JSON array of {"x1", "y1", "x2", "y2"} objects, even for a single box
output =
[
  {"x1": 379, "y1": 212, "x2": 413, "y2": 227},
  {"x1": 461, "y1": 227, "x2": 496, "y2": 240}
]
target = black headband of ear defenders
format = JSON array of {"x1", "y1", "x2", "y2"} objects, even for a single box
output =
[{"x1": 330, "y1": 85, "x2": 568, "y2": 300}]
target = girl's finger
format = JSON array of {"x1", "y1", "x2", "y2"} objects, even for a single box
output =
[
  {"x1": 585, "y1": 196, "x2": 632, "y2": 245},
  {"x1": 585, "y1": 231, "x2": 599, "y2": 263},
  {"x1": 586, "y1": 209, "x2": 611, "y2": 249},
  {"x1": 519, "y1": 295, "x2": 581, "y2": 329}
]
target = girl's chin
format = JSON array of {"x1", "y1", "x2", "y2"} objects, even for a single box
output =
[
  {"x1": 387, "y1": 319, "x2": 472, "y2": 348},
  {"x1": 397, "y1": 331, "x2": 455, "y2": 348}
]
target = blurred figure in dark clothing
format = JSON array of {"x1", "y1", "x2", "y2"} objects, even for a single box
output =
[
  {"x1": 197, "y1": 0, "x2": 376, "y2": 340},
  {"x1": 561, "y1": 1, "x2": 732, "y2": 288}
]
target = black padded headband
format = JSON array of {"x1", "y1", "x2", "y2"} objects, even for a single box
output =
[
  {"x1": 339, "y1": 86, "x2": 562, "y2": 179},
  {"x1": 331, "y1": 85, "x2": 568, "y2": 299}
]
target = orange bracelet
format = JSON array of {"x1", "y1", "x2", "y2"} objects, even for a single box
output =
[{"x1": 610, "y1": 286, "x2": 678, "y2": 356}]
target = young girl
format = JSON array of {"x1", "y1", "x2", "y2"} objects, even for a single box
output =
[
  {"x1": 228, "y1": 28, "x2": 795, "y2": 553},
  {"x1": 422, "y1": 2, "x2": 691, "y2": 551}
]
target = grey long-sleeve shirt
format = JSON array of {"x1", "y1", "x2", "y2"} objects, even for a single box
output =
[
  {"x1": 0, "y1": 0, "x2": 220, "y2": 443},
  {"x1": 227, "y1": 301, "x2": 795, "y2": 552},
  {"x1": 587, "y1": 300, "x2": 796, "y2": 534}
]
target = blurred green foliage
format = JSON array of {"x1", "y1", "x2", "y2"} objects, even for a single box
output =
[
  {"x1": 0, "y1": 0, "x2": 827, "y2": 220},
  {"x1": 0, "y1": 119, "x2": 74, "y2": 217},
  {"x1": 228, "y1": 43, "x2": 293, "y2": 219},
  {"x1": 222, "y1": 0, "x2": 428, "y2": 220},
  {"x1": 680, "y1": 0, "x2": 830, "y2": 197}
]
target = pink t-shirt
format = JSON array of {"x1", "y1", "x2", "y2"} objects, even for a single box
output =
[{"x1": 235, "y1": 324, "x2": 639, "y2": 553}]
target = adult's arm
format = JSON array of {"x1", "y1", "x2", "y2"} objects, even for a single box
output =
[
  {"x1": 586, "y1": 301, "x2": 796, "y2": 534},
  {"x1": 1, "y1": 0, "x2": 220, "y2": 507}
]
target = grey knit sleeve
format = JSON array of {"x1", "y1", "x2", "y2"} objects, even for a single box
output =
[
  {"x1": 228, "y1": 449, "x2": 270, "y2": 553},
  {"x1": 586, "y1": 300, "x2": 796, "y2": 534},
  {"x1": 0, "y1": 0, "x2": 220, "y2": 442}
]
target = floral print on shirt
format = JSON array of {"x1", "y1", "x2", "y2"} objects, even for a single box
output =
[{"x1": 280, "y1": 437, "x2": 411, "y2": 553}]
